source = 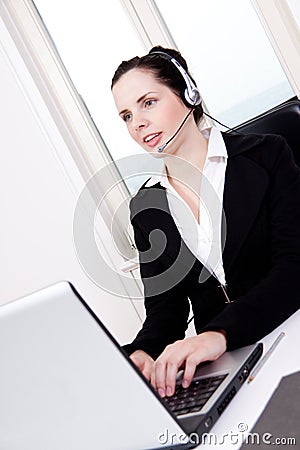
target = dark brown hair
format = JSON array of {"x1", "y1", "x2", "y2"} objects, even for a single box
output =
[{"x1": 111, "y1": 45, "x2": 203, "y2": 125}]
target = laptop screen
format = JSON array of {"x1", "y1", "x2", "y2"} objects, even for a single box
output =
[{"x1": 0, "y1": 281, "x2": 188, "y2": 450}]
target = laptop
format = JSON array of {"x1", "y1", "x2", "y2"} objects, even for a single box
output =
[{"x1": 0, "y1": 281, "x2": 263, "y2": 450}]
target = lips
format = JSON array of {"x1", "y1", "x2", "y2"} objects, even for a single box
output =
[
  {"x1": 143, "y1": 132, "x2": 162, "y2": 147},
  {"x1": 144, "y1": 133, "x2": 160, "y2": 143}
]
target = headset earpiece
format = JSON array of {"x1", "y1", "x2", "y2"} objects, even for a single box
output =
[
  {"x1": 150, "y1": 51, "x2": 202, "y2": 108},
  {"x1": 183, "y1": 86, "x2": 201, "y2": 108}
]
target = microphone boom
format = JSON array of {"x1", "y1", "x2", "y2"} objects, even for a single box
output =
[{"x1": 156, "y1": 108, "x2": 194, "y2": 153}]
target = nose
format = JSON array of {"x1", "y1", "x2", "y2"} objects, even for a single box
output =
[{"x1": 132, "y1": 112, "x2": 148, "y2": 132}]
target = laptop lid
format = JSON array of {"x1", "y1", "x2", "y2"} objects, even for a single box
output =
[
  {"x1": 0, "y1": 281, "x2": 191, "y2": 450},
  {"x1": 0, "y1": 281, "x2": 262, "y2": 450}
]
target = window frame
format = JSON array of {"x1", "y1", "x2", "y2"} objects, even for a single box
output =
[
  {"x1": 252, "y1": 0, "x2": 300, "y2": 98},
  {"x1": 120, "y1": 0, "x2": 176, "y2": 48},
  {"x1": 0, "y1": 0, "x2": 138, "y2": 265}
]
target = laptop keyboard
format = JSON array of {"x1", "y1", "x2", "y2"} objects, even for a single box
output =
[{"x1": 163, "y1": 374, "x2": 227, "y2": 416}]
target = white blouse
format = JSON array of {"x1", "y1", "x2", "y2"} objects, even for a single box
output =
[{"x1": 145, "y1": 127, "x2": 228, "y2": 286}]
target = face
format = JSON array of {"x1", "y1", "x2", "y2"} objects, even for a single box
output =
[{"x1": 112, "y1": 69, "x2": 191, "y2": 154}]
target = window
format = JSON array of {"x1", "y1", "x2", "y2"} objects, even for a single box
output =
[
  {"x1": 33, "y1": 0, "x2": 150, "y2": 193},
  {"x1": 33, "y1": 0, "x2": 296, "y2": 188},
  {"x1": 154, "y1": 0, "x2": 294, "y2": 127},
  {"x1": 287, "y1": 0, "x2": 300, "y2": 28}
]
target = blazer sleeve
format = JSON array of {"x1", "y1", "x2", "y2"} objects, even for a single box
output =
[
  {"x1": 202, "y1": 136, "x2": 300, "y2": 349},
  {"x1": 123, "y1": 203, "x2": 190, "y2": 360}
]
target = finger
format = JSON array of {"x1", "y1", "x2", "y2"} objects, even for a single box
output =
[
  {"x1": 153, "y1": 359, "x2": 167, "y2": 397},
  {"x1": 182, "y1": 357, "x2": 198, "y2": 388},
  {"x1": 165, "y1": 361, "x2": 180, "y2": 396},
  {"x1": 150, "y1": 366, "x2": 156, "y2": 391},
  {"x1": 142, "y1": 361, "x2": 153, "y2": 381},
  {"x1": 130, "y1": 356, "x2": 145, "y2": 372}
]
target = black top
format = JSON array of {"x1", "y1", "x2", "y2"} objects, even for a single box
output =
[{"x1": 123, "y1": 132, "x2": 300, "y2": 359}]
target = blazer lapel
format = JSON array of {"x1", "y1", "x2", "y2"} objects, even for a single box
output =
[
  {"x1": 136, "y1": 184, "x2": 202, "y2": 271},
  {"x1": 222, "y1": 134, "x2": 269, "y2": 273}
]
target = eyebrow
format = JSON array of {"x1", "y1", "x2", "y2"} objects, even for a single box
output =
[{"x1": 119, "y1": 91, "x2": 157, "y2": 116}]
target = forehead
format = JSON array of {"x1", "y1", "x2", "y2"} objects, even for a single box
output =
[{"x1": 112, "y1": 68, "x2": 165, "y2": 111}]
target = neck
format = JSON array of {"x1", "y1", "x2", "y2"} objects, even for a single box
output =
[{"x1": 164, "y1": 122, "x2": 208, "y2": 191}]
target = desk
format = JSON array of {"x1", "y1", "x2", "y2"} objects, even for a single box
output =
[{"x1": 195, "y1": 309, "x2": 300, "y2": 449}]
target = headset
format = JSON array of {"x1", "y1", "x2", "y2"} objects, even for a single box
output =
[
  {"x1": 150, "y1": 50, "x2": 202, "y2": 108},
  {"x1": 150, "y1": 50, "x2": 241, "y2": 135}
]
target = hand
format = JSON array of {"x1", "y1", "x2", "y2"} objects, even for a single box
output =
[
  {"x1": 151, "y1": 331, "x2": 227, "y2": 397},
  {"x1": 130, "y1": 349, "x2": 155, "y2": 381}
]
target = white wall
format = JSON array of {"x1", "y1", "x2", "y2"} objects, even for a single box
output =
[{"x1": 0, "y1": 16, "x2": 142, "y2": 344}]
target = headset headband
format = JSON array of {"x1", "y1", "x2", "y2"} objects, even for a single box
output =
[{"x1": 150, "y1": 51, "x2": 202, "y2": 107}]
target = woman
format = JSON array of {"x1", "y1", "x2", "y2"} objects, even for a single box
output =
[{"x1": 111, "y1": 46, "x2": 300, "y2": 399}]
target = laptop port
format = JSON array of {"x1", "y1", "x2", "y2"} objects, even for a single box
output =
[{"x1": 205, "y1": 416, "x2": 213, "y2": 428}]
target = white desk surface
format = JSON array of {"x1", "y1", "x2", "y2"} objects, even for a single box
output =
[{"x1": 195, "y1": 309, "x2": 300, "y2": 449}]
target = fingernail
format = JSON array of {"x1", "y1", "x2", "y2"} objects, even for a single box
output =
[
  {"x1": 158, "y1": 388, "x2": 165, "y2": 397},
  {"x1": 182, "y1": 379, "x2": 189, "y2": 388},
  {"x1": 166, "y1": 386, "x2": 172, "y2": 396}
]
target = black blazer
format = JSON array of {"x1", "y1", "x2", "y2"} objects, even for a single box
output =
[{"x1": 123, "y1": 132, "x2": 300, "y2": 359}]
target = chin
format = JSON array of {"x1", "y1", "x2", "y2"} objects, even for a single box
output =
[{"x1": 146, "y1": 149, "x2": 167, "y2": 159}]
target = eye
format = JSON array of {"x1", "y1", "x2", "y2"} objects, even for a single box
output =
[
  {"x1": 122, "y1": 112, "x2": 132, "y2": 123},
  {"x1": 144, "y1": 99, "x2": 157, "y2": 108}
]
